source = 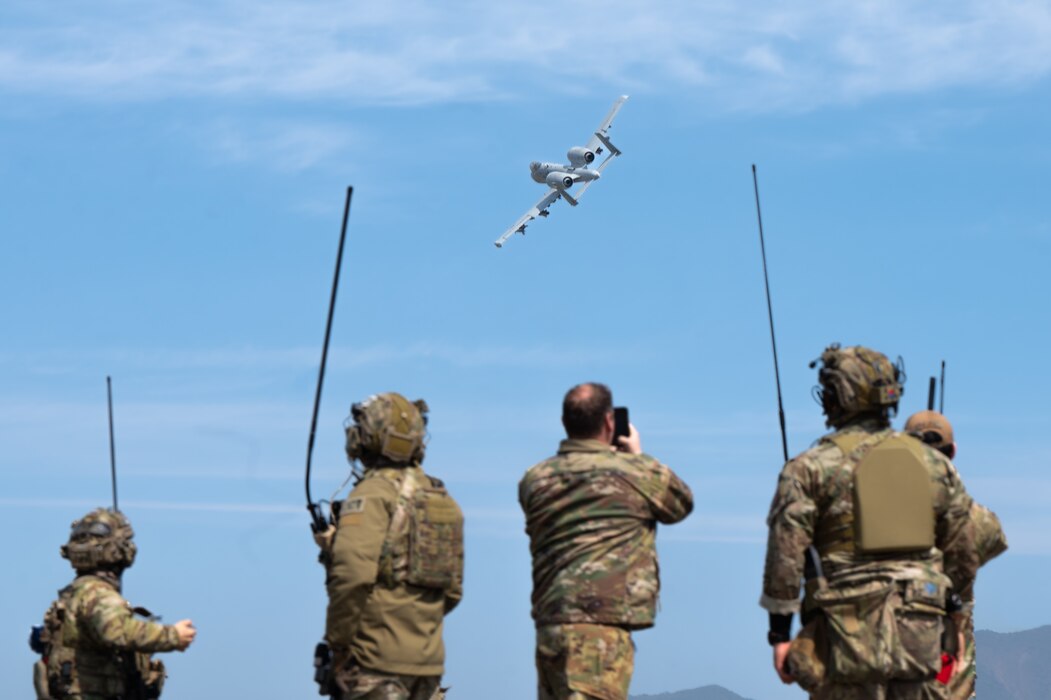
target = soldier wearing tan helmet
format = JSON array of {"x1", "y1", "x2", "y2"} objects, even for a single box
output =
[
  {"x1": 318, "y1": 393, "x2": 464, "y2": 700},
  {"x1": 904, "y1": 410, "x2": 1008, "y2": 700},
  {"x1": 32, "y1": 508, "x2": 196, "y2": 700},
  {"x1": 760, "y1": 344, "x2": 980, "y2": 699}
]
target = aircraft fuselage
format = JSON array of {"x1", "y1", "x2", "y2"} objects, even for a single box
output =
[{"x1": 529, "y1": 161, "x2": 601, "y2": 185}]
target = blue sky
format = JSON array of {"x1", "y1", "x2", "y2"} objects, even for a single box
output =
[{"x1": 2, "y1": 2, "x2": 1050, "y2": 699}]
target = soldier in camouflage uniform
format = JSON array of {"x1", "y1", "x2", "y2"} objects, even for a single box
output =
[
  {"x1": 33, "y1": 508, "x2": 196, "y2": 700},
  {"x1": 903, "y1": 410, "x2": 1008, "y2": 700},
  {"x1": 319, "y1": 393, "x2": 464, "y2": 700},
  {"x1": 761, "y1": 345, "x2": 980, "y2": 700},
  {"x1": 519, "y1": 382, "x2": 693, "y2": 700}
]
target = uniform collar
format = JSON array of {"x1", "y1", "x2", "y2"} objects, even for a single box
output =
[
  {"x1": 557, "y1": 438, "x2": 611, "y2": 454},
  {"x1": 834, "y1": 417, "x2": 891, "y2": 434}
]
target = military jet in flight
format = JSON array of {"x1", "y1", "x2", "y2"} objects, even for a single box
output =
[{"x1": 494, "y1": 95, "x2": 628, "y2": 248}]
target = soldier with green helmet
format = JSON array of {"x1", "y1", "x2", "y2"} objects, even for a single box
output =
[
  {"x1": 33, "y1": 508, "x2": 196, "y2": 700},
  {"x1": 903, "y1": 410, "x2": 1008, "y2": 700},
  {"x1": 761, "y1": 344, "x2": 980, "y2": 699},
  {"x1": 519, "y1": 382, "x2": 693, "y2": 700},
  {"x1": 318, "y1": 392, "x2": 464, "y2": 700}
]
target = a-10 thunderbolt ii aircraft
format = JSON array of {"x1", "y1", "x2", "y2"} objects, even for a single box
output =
[{"x1": 494, "y1": 95, "x2": 628, "y2": 248}]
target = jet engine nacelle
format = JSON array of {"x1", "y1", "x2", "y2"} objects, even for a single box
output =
[
  {"x1": 566, "y1": 147, "x2": 596, "y2": 167},
  {"x1": 546, "y1": 172, "x2": 575, "y2": 189}
]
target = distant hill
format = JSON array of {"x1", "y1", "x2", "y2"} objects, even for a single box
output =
[
  {"x1": 976, "y1": 625, "x2": 1051, "y2": 700},
  {"x1": 631, "y1": 686, "x2": 752, "y2": 700}
]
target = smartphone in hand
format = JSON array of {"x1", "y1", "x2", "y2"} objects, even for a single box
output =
[{"x1": 613, "y1": 407, "x2": 630, "y2": 446}]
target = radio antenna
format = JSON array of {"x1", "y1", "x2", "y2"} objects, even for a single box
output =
[
  {"x1": 106, "y1": 376, "x2": 119, "y2": 512},
  {"x1": 751, "y1": 165, "x2": 789, "y2": 463},
  {"x1": 927, "y1": 377, "x2": 936, "y2": 411},
  {"x1": 939, "y1": 360, "x2": 946, "y2": 413},
  {"x1": 305, "y1": 186, "x2": 354, "y2": 533}
]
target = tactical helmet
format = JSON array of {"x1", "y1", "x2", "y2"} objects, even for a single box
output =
[
  {"x1": 344, "y1": 392, "x2": 428, "y2": 466},
  {"x1": 60, "y1": 508, "x2": 136, "y2": 572},
  {"x1": 811, "y1": 344, "x2": 904, "y2": 428}
]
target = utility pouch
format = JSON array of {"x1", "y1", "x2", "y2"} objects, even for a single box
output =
[
  {"x1": 313, "y1": 642, "x2": 334, "y2": 697},
  {"x1": 890, "y1": 576, "x2": 948, "y2": 681},
  {"x1": 406, "y1": 486, "x2": 464, "y2": 591},
  {"x1": 787, "y1": 614, "x2": 828, "y2": 694},
  {"x1": 813, "y1": 577, "x2": 897, "y2": 683},
  {"x1": 33, "y1": 659, "x2": 52, "y2": 700},
  {"x1": 134, "y1": 655, "x2": 166, "y2": 699}
]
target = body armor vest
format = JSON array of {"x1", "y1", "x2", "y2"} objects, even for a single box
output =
[
  {"x1": 815, "y1": 432, "x2": 935, "y2": 556},
  {"x1": 36, "y1": 580, "x2": 165, "y2": 700},
  {"x1": 378, "y1": 470, "x2": 464, "y2": 592}
]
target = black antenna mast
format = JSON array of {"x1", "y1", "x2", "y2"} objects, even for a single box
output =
[
  {"x1": 305, "y1": 186, "x2": 354, "y2": 533},
  {"x1": 939, "y1": 360, "x2": 946, "y2": 413},
  {"x1": 751, "y1": 165, "x2": 789, "y2": 463},
  {"x1": 927, "y1": 377, "x2": 936, "y2": 411},
  {"x1": 106, "y1": 376, "x2": 119, "y2": 512}
]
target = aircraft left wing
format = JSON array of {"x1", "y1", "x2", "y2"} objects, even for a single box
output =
[
  {"x1": 584, "y1": 95, "x2": 628, "y2": 157},
  {"x1": 494, "y1": 188, "x2": 562, "y2": 248}
]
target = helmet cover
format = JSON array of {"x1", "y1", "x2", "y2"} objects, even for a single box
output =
[
  {"x1": 812, "y1": 344, "x2": 904, "y2": 428},
  {"x1": 60, "y1": 508, "x2": 136, "y2": 572},
  {"x1": 344, "y1": 392, "x2": 428, "y2": 466}
]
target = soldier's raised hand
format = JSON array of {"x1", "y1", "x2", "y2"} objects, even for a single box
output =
[
  {"x1": 615, "y1": 423, "x2": 642, "y2": 455},
  {"x1": 173, "y1": 619, "x2": 197, "y2": 650}
]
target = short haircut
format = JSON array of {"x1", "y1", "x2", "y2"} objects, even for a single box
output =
[{"x1": 562, "y1": 382, "x2": 613, "y2": 439}]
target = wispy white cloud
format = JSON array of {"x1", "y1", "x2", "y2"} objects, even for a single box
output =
[
  {"x1": 0, "y1": 1, "x2": 1049, "y2": 110},
  {"x1": 0, "y1": 340, "x2": 645, "y2": 375},
  {"x1": 0, "y1": 496, "x2": 301, "y2": 514},
  {"x1": 197, "y1": 119, "x2": 358, "y2": 172}
]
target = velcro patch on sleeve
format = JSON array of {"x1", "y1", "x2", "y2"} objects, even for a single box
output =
[{"x1": 344, "y1": 497, "x2": 367, "y2": 514}]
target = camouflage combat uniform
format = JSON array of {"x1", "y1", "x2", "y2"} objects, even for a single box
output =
[
  {"x1": 326, "y1": 462, "x2": 464, "y2": 700},
  {"x1": 762, "y1": 420, "x2": 980, "y2": 700},
  {"x1": 43, "y1": 573, "x2": 180, "y2": 700},
  {"x1": 946, "y1": 503, "x2": 1007, "y2": 700},
  {"x1": 519, "y1": 438, "x2": 693, "y2": 700}
]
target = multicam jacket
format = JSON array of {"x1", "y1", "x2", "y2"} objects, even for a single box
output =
[
  {"x1": 760, "y1": 420, "x2": 980, "y2": 616},
  {"x1": 326, "y1": 463, "x2": 464, "y2": 677},
  {"x1": 519, "y1": 438, "x2": 693, "y2": 629},
  {"x1": 52, "y1": 574, "x2": 180, "y2": 698}
]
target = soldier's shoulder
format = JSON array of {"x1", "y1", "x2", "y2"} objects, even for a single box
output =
[
  {"x1": 71, "y1": 577, "x2": 125, "y2": 613},
  {"x1": 521, "y1": 453, "x2": 565, "y2": 482},
  {"x1": 353, "y1": 469, "x2": 402, "y2": 496}
]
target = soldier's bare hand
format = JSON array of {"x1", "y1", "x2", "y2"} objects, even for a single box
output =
[
  {"x1": 773, "y1": 642, "x2": 794, "y2": 684},
  {"x1": 313, "y1": 524, "x2": 336, "y2": 552},
  {"x1": 616, "y1": 423, "x2": 642, "y2": 455},
  {"x1": 173, "y1": 619, "x2": 196, "y2": 650}
]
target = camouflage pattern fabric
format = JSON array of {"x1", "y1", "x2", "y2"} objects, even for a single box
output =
[
  {"x1": 49, "y1": 574, "x2": 179, "y2": 699},
  {"x1": 377, "y1": 469, "x2": 464, "y2": 591},
  {"x1": 812, "y1": 679, "x2": 947, "y2": 699},
  {"x1": 761, "y1": 420, "x2": 979, "y2": 693},
  {"x1": 326, "y1": 464, "x2": 462, "y2": 677},
  {"x1": 334, "y1": 664, "x2": 442, "y2": 700},
  {"x1": 519, "y1": 439, "x2": 693, "y2": 628},
  {"x1": 945, "y1": 503, "x2": 1007, "y2": 700},
  {"x1": 536, "y1": 624, "x2": 633, "y2": 700}
]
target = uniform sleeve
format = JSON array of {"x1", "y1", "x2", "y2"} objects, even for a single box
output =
[
  {"x1": 935, "y1": 462, "x2": 980, "y2": 606},
  {"x1": 325, "y1": 478, "x2": 394, "y2": 648},
  {"x1": 633, "y1": 456, "x2": 693, "y2": 525},
  {"x1": 81, "y1": 589, "x2": 181, "y2": 652},
  {"x1": 760, "y1": 457, "x2": 818, "y2": 615}
]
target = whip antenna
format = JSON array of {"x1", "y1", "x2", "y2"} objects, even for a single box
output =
[
  {"x1": 305, "y1": 186, "x2": 354, "y2": 533},
  {"x1": 927, "y1": 377, "x2": 936, "y2": 411},
  {"x1": 939, "y1": 360, "x2": 946, "y2": 413},
  {"x1": 751, "y1": 165, "x2": 789, "y2": 463},
  {"x1": 106, "y1": 376, "x2": 119, "y2": 512}
]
